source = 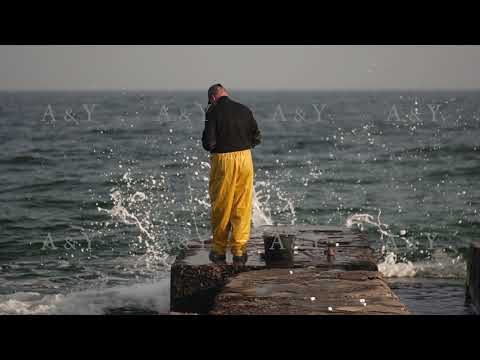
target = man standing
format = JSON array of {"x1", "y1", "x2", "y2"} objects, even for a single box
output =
[{"x1": 202, "y1": 84, "x2": 262, "y2": 267}]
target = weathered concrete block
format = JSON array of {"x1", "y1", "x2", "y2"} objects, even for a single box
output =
[
  {"x1": 170, "y1": 241, "x2": 264, "y2": 313},
  {"x1": 211, "y1": 269, "x2": 410, "y2": 315},
  {"x1": 170, "y1": 225, "x2": 384, "y2": 314},
  {"x1": 466, "y1": 241, "x2": 480, "y2": 314}
]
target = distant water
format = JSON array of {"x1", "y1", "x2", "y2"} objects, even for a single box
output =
[{"x1": 0, "y1": 90, "x2": 479, "y2": 315}]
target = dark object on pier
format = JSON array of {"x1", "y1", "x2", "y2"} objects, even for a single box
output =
[
  {"x1": 466, "y1": 241, "x2": 480, "y2": 314},
  {"x1": 263, "y1": 231, "x2": 295, "y2": 268}
]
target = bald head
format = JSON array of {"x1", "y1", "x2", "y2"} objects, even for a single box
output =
[{"x1": 208, "y1": 83, "x2": 229, "y2": 105}]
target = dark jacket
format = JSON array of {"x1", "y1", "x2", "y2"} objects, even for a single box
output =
[{"x1": 202, "y1": 96, "x2": 262, "y2": 153}]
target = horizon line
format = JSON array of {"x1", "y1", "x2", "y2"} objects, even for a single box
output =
[{"x1": 1, "y1": 87, "x2": 480, "y2": 92}]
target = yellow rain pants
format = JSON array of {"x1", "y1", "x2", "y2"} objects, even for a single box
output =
[{"x1": 209, "y1": 149, "x2": 254, "y2": 257}]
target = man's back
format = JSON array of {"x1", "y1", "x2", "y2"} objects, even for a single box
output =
[
  {"x1": 203, "y1": 84, "x2": 261, "y2": 268},
  {"x1": 202, "y1": 96, "x2": 261, "y2": 153}
]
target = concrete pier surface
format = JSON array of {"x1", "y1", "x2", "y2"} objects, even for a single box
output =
[{"x1": 170, "y1": 224, "x2": 410, "y2": 315}]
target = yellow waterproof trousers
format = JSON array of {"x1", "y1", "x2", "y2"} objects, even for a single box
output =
[{"x1": 209, "y1": 149, "x2": 254, "y2": 257}]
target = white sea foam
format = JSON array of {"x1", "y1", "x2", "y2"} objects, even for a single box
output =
[
  {"x1": 377, "y1": 252, "x2": 417, "y2": 278},
  {"x1": 0, "y1": 278, "x2": 171, "y2": 315},
  {"x1": 378, "y1": 250, "x2": 466, "y2": 278},
  {"x1": 345, "y1": 211, "x2": 466, "y2": 279}
]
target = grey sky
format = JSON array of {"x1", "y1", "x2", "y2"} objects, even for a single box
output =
[{"x1": 1, "y1": 45, "x2": 480, "y2": 90}]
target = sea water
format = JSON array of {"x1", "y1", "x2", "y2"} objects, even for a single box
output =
[{"x1": 0, "y1": 90, "x2": 478, "y2": 314}]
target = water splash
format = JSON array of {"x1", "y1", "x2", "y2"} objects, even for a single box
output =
[
  {"x1": 98, "y1": 190, "x2": 154, "y2": 240},
  {"x1": 345, "y1": 210, "x2": 466, "y2": 278},
  {"x1": 253, "y1": 179, "x2": 297, "y2": 226},
  {"x1": 346, "y1": 209, "x2": 397, "y2": 240},
  {"x1": 345, "y1": 209, "x2": 400, "y2": 255},
  {"x1": 253, "y1": 185, "x2": 273, "y2": 227},
  {"x1": 377, "y1": 252, "x2": 416, "y2": 277},
  {"x1": 378, "y1": 249, "x2": 466, "y2": 278},
  {"x1": 96, "y1": 170, "x2": 176, "y2": 271}
]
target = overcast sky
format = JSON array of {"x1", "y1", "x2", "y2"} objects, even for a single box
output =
[{"x1": 1, "y1": 45, "x2": 480, "y2": 91}]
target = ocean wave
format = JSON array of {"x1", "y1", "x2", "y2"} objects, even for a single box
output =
[
  {"x1": 378, "y1": 251, "x2": 466, "y2": 279},
  {"x1": 0, "y1": 278, "x2": 171, "y2": 315},
  {"x1": 392, "y1": 144, "x2": 478, "y2": 157},
  {"x1": 425, "y1": 166, "x2": 480, "y2": 179},
  {"x1": 345, "y1": 212, "x2": 467, "y2": 279},
  {"x1": 0, "y1": 155, "x2": 54, "y2": 166},
  {"x1": 0, "y1": 179, "x2": 80, "y2": 194},
  {"x1": 309, "y1": 177, "x2": 381, "y2": 185}
]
